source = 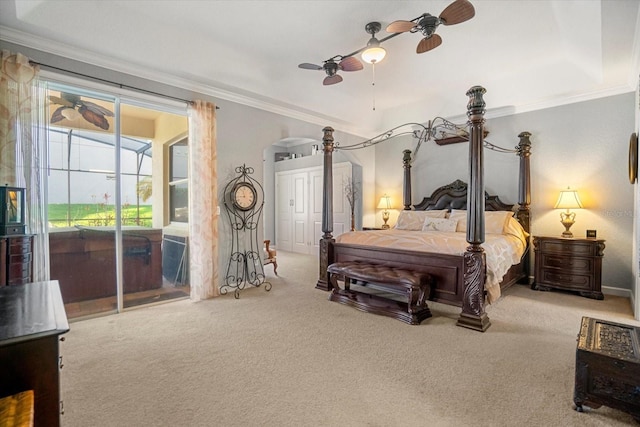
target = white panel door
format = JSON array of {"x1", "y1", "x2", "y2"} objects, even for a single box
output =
[
  {"x1": 291, "y1": 172, "x2": 309, "y2": 254},
  {"x1": 332, "y1": 163, "x2": 351, "y2": 237},
  {"x1": 309, "y1": 169, "x2": 323, "y2": 256},
  {"x1": 275, "y1": 172, "x2": 292, "y2": 252},
  {"x1": 276, "y1": 163, "x2": 352, "y2": 256}
]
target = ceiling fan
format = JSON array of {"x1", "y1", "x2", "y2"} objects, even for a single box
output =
[
  {"x1": 298, "y1": 56, "x2": 364, "y2": 86},
  {"x1": 49, "y1": 92, "x2": 114, "y2": 130},
  {"x1": 386, "y1": 0, "x2": 475, "y2": 53}
]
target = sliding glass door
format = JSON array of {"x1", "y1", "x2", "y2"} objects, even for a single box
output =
[{"x1": 45, "y1": 82, "x2": 189, "y2": 318}]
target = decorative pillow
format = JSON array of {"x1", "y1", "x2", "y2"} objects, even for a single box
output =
[
  {"x1": 448, "y1": 209, "x2": 514, "y2": 234},
  {"x1": 422, "y1": 217, "x2": 458, "y2": 232},
  {"x1": 447, "y1": 210, "x2": 468, "y2": 232},
  {"x1": 395, "y1": 210, "x2": 448, "y2": 230}
]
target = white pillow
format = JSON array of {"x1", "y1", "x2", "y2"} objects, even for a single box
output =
[
  {"x1": 422, "y1": 217, "x2": 459, "y2": 232},
  {"x1": 395, "y1": 210, "x2": 448, "y2": 230},
  {"x1": 448, "y1": 209, "x2": 514, "y2": 234}
]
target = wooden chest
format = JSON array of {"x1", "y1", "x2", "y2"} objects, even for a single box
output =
[{"x1": 574, "y1": 316, "x2": 640, "y2": 421}]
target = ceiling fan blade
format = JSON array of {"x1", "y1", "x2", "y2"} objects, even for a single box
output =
[
  {"x1": 416, "y1": 34, "x2": 442, "y2": 54},
  {"x1": 339, "y1": 56, "x2": 363, "y2": 72},
  {"x1": 79, "y1": 105, "x2": 110, "y2": 130},
  {"x1": 439, "y1": 0, "x2": 475, "y2": 25},
  {"x1": 386, "y1": 20, "x2": 415, "y2": 33},
  {"x1": 387, "y1": 20, "x2": 416, "y2": 33},
  {"x1": 49, "y1": 95, "x2": 74, "y2": 108},
  {"x1": 298, "y1": 63, "x2": 323, "y2": 70},
  {"x1": 50, "y1": 106, "x2": 68, "y2": 124},
  {"x1": 81, "y1": 100, "x2": 114, "y2": 117},
  {"x1": 323, "y1": 74, "x2": 343, "y2": 86}
]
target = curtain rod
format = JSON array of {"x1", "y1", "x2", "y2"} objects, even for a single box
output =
[{"x1": 30, "y1": 60, "x2": 220, "y2": 109}]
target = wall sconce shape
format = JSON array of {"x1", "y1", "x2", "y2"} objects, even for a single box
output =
[
  {"x1": 377, "y1": 194, "x2": 394, "y2": 229},
  {"x1": 554, "y1": 187, "x2": 583, "y2": 238},
  {"x1": 361, "y1": 22, "x2": 387, "y2": 64}
]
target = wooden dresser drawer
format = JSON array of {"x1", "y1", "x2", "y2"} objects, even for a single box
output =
[
  {"x1": 540, "y1": 253, "x2": 592, "y2": 273},
  {"x1": 8, "y1": 238, "x2": 32, "y2": 254},
  {"x1": 1, "y1": 235, "x2": 34, "y2": 286},
  {"x1": 537, "y1": 239, "x2": 596, "y2": 256},
  {"x1": 539, "y1": 269, "x2": 592, "y2": 291}
]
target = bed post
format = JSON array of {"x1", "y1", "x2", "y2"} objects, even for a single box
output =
[
  {"x1": 316, "y1": 126, "x2": 335, "y2": 291},
  {"x1": 516, "y1": 131, "x2": 532, "y2": 232},
  {"x1": 516, "y1": 131, "x2": 532, "y2": 280},
  {"x1": 402, "y1": 149, "x2": 412, "y2": 210},
  {"x1": 457, "y1": 86, "x2": 490, "y2": 332}
]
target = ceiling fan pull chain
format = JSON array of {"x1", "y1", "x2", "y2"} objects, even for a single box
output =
[{"x1": 372, "y1": 62, "x2": 376, "y2": 111}]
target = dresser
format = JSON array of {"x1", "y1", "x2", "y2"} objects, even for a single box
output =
[
  {"x1": 533, "y1": 236, "x2": 605, "y2": 299},
  {"x1": 0, "y1": 234, "x2": 34, "y2": 286},
  {"x1": 0, "y1": 280, "x2": 69, "y2": 426}
]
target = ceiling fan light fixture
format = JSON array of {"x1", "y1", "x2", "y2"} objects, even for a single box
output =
[
  {"x1": 361, "y1": 38, "x2": 386, "y2": 64},
  {"x1": 362, "y1": 22, "x2": 387, "y2": 64}
]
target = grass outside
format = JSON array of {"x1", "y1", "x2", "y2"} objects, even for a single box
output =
[{"x1": 48, "y1": 203, "x2": 153, "y2": 228}]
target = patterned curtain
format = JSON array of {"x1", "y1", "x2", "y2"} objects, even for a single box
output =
[
  {"x1": 188, "y1": 100, "x2": 219, "y2": 300},
  {"x1": 0, "y1": 50, "x2": 50, "y2": 281}
]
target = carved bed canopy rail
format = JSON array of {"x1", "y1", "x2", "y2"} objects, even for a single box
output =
[{"x1": 316, "y1": 86, "x2": 532, "y2": 332}]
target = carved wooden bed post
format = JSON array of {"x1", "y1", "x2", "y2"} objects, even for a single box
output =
[
  {"x1": 402, "y1": 149, "x2": 412, "y2": 210},
  {"x1": 457, "y1": 85, "x2": 490, "y2": 332},
  {"x1": 516, "y1": 131, "x2": 532, "y2": 279},
  {"x1": 316, "y1": 126, "x2": 336, "y2": 291}
]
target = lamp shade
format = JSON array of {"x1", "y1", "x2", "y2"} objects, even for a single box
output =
[
  {"x1": 377, "y1": 195, "x2": 392, "y2": 210},
  {"x1": 554, "y1": 188, "x2": 583, "y2": 210},
  {"x1": 362, "y1": 37, "x2": 386, "y2": 64}
]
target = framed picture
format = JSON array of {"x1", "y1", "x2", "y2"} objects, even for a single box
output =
[{"x1": 586, "y1": 229, "x2": 597, "y2": 239}]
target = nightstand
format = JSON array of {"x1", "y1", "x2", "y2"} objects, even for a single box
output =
[{"x1": 533, "y1": 236, "x2": 605, "y2": 299}]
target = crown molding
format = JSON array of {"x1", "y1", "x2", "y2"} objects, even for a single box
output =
[{"x1": 0, "y1": 26, "x2": 374, "y2": 138}]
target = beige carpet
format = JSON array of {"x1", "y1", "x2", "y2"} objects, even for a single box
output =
[{"x1": 61, "y1": 251, "x2": 638, "y2": 427}]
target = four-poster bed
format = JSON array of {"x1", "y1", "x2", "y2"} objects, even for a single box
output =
[{"x1": 315, "y1": 86, "x2": 532, "y2": 332}]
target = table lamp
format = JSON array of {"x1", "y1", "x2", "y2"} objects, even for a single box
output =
[
  {"x1": 554, "y1": 187, "x2": 583, "y2": 238},
  {"x1": 377, "y1": 194, "x2": 393, "y2": 229}
]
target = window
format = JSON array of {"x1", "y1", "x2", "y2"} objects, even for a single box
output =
[{"x1": 169, "y1": 138, "x2": 189, "y2": 222}]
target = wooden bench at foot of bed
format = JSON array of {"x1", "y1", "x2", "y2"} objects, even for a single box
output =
[{"x1": 327, "y1": 262, "x2": 432, "y2": 325}]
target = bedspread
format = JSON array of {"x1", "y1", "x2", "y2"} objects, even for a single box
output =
[{"x1": 334, "y1": 230, "x2": 526, "y2": 303}]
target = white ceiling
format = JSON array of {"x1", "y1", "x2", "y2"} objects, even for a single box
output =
[{"x1": 1, "y1": 0, "x2": 639, "y2": 137}]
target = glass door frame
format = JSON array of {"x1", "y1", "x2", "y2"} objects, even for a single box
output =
[{"x1": 43, "y1": 72, "x2": 188, "y2": 314}]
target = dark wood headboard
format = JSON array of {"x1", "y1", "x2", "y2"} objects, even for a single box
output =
[{"x1": 413, "y1": 179, "x2": 514, "y2": 212}]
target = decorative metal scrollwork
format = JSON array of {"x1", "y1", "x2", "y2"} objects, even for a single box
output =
[{"x1": 221, "y1": 164, "x2": 272, "y2": 298}]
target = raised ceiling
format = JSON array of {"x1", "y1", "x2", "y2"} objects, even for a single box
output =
[{"x1": 1, "y1": 0, "x2": 639, "y2": 137}]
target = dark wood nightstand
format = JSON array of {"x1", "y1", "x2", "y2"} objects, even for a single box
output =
[{"x1": 533, "y1": 236, "x2": 605, "y2": 299}]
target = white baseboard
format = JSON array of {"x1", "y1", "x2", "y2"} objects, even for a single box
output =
[{"x1": 602, "y1": 285, "x2": 632, "y2": 300}]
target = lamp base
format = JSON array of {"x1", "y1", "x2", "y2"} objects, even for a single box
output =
[
  {"x1": 560, "y1": 211, "x2": 576, "y2": 239},
  {"x1": 381, "y1": 210, "x2": 390, "y2": 230}
]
